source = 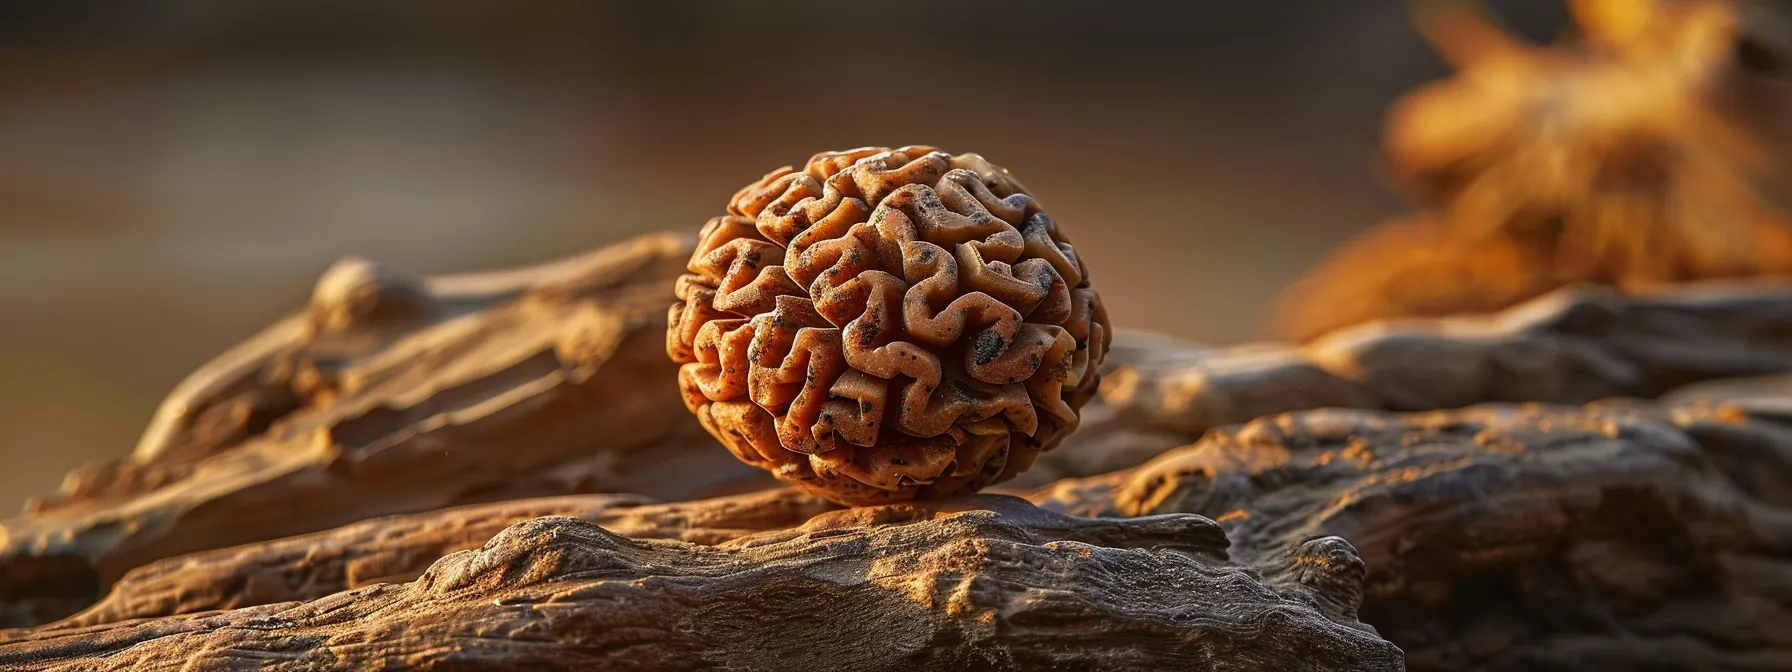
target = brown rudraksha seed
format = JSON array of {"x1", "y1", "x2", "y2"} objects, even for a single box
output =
[{"x1": 667, "y1": 146, "x2": 1110, "y2": 505}]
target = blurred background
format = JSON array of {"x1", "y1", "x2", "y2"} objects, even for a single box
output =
[{"x1": 0, "y1": 0, "x2": 1761, "y2": 510}]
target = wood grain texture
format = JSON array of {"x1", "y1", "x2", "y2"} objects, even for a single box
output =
[
  {"x1": 0, "y1": 498, "x2": 1404, "y2": 671},
  {"x1": 0, "y1": 232, "x2": 775, "y2": 627},
  {"x1": 41, "y1": 277, "x2": 1792, "y2": 633},
  {"x1": 10, "y1": 235, "x2": 1792, "y2": 670},
  {"x1": 1102, "y1": 281, "x2": 1792, "y2": 437},
  {"x1": 1033, "y1": 402, "x2": 1792, "y2": 671},
  {"x1": 30, "y1": 399, "x2": 1792, "y2": 670},
  {"x1": 49, "y1": 489, "x2": 835, "y2": 628}
]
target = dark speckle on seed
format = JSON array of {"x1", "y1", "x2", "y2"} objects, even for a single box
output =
[
  {"x1": 953, "y1": 384, "x2": 979, "y2": 403},
  {"x1": 973, "y1": 330, "x2": 1006, "y2": 366}
]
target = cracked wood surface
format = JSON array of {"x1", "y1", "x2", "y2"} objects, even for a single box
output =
[
  {"x1": 1100, "y1": 281, "x2": 1792, "y2": 438},
  {"x1": 0, "y1": 233, "x2": 779, "y2": 627},
  {"x1": 23, "y1": 401, "x2": 1792, "y2": 670},
  {"x1": 47, "y1": 488, "x2": 836, "y2": 628},
  {"x1": 1032, "y1": 402, "x2": 1792, "y2": 671},
  {"x1": 0, "y1": 498, "x2": 1404, "y2": 671},
  {"x1": 8, "y1": 234, "x2": 1792, "y2": 670}
]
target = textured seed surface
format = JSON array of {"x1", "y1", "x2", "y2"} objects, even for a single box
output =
[{"x1": 667, "y1": 146, "x2": 1110, "y2": 505}]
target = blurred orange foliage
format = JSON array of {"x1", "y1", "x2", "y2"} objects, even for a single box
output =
[{"x1": 1276, "y1": 0, "x2": 1792, "y2": 342}]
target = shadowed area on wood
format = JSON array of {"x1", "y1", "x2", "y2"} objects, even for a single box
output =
[{"x1": 1033, "y1": 402, "x2": 1792, "y2": 670}]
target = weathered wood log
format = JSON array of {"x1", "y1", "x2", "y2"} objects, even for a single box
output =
[
  {"x1": 8, "y1": 235, "x2": 1792, "y2": 630},
  {"x1": 34, "y1": 397, "x2": 1792, "y2": 671},
  {"x1": 1102, "y1": 281, "x2": 1792, "y2": 437},
  {"x1": 1032, "y1": 402, "x2": 1792, "y2": 671},
  {"x1": 41, "y1": 312, "x2": 1792, "y2": 634},
  {"x1": 0, "y1": 498, "x2": 1406, "y2": 671},
  {"x1": 0, "y1": 232, "x2": 1178, "y2": 628},
  {"x1": 1023, "y1": 280, "x2": 1792, "y2": 492},
  {"x1": 0, "y1": 232, "x2": 775, "y2": 627},
  {"x1": 1667, "y1": 372, "x2": 1792, "y2": 423},
  {"x1": 47, "y1": 488, "x2": 835, "y2": 628}
]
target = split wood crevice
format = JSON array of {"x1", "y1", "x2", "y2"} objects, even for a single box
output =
[{"x1": 4, "y1": 234, "x2": 1792, "y2": 670}]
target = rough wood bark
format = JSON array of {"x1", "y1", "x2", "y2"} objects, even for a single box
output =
[
  {"x1": 6, "y1": 236, "x2": 1792, "y2": 631},
  {"x1": 0, "y1": 498, "x2": 1405, "y2": 671},
  {"x1": 9, "y1": 235, "x2": 1792, "y2": 669},
  {"x1": 30, "y1": 397, "x2": 1792, "y2": 671},
  {"x1": 16, "y1": 398, "x2": 1792, "y2": 670},
  {"x1": 1023, "y1": 280, "x2": 1792, "y2": 490},
  {"x1": 0, "y1": 232, "x2": 1175, "y2": 629},
  {"x1": 1101, "y1": 281, "x2": 1792, "y2": 437},
  {"x1": 48, "y1": 489, "x2": 835, "y2": 628},
  {"x1": 1032, "y1": 402, "x2": 1792, "y2": 671},
  {"x1": 0, "y1": 232, "x2": 774, "y2": 627}
]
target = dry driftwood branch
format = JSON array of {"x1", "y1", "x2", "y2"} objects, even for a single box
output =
[
  {"x1": 19, "y1": 398, "x2": 1792, "y2": 671},
  {"x1": 50, "y1": 278, "x2": 1792, "y2": 631},
  {"x1": 7, "y1": 235, "x2": 1792, "y2": 631},
  {"x1": 1032, "y1": 402, "x2": 1792, "y2": 671},
  {"x1": 0, "y1": 232, "x2": 777, "y2": 627},
  {"x1": 0, "y1": 232, "x2": 1174, "y2": 629},
  {"x1": 34, "y1": 398, "x2": 1792, "y2": 671},
  {"x1": 45, "y1": 488, "x2": 835, "y2": 628},
  {"x1": 1101, "y1": 281, "x2": 1792, "y2": 437},
  {"x1": 0, "y1": 498, "x2": 1405, "y2": 672},
  {"x1": 8, "y1": 234, "x2": 1792, "y2": 669},
  {"x1": 1667, "y1": 372, "x2": 1792, "y2": 422}
]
